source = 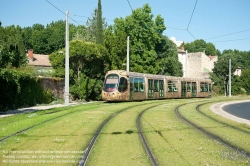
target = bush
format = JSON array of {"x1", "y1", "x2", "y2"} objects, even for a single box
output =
[{"x1": 0, "y1": 69, "x2": 52, "y2": 111}]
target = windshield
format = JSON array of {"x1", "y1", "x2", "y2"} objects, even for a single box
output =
[{"x1": 104, "y1": 74, "x2": 119, "y2": 92}]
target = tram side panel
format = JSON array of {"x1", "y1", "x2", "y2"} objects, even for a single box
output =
[
  {"x1": 196, "y1": 80, "x2": 212, "y2": 98},
  {"x1": 165, "y1": 78, "x2": 181, "y2": 99},
  {"x1": 129, "y1": 77, "x2": 146, "y2": 101}
]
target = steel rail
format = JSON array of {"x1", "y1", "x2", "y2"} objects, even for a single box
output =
[
  {"x1": 78, "y1": 104, "x2": 144, "y2": 166},
  {"x1": 0, "y1": 105, "x2": 100, "y2": 142},
  {"x1": 175, "y1": 103, "x2": 250, "y2": 158},
  {"x1": 137, "y1": 105, "x2": 159, "y2": 166},
  {"x1": 196, "y1": 103, "x2": 250, "y2": 134},
  {"x1": 78, "y1": 101, "x2": 166, "y2": 166}
]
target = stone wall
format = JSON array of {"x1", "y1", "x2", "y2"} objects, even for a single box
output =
[{"x1": 39, "y1": 77, "x2": 65, "y2": 98}]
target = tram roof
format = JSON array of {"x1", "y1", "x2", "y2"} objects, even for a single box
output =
[{"x1": 106, "y1": 70, "x2": 212, "y2": 82}]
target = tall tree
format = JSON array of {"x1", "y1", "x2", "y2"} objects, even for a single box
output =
[
  {"x1": 104, "y1": 4, "x2": 182, "y2": 76},
  {"x1": 96, "y1": 0, "x2": 104, "y2": 45},
  {"x1": 81, "y1": 1, "x2": 106, "y2": 43}
]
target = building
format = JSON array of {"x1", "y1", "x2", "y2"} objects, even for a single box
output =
[
  {"x1": 177, "y1": 46, "x2": 188, "y2": 77},
  {"x1": 177, "y1": 47, "x2": 218, "y2": 79},
  {"x1": 27, "y1": 49, "x2": 53, "y2": 75}
]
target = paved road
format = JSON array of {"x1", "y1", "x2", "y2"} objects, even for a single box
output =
[
  {"x1": 222, "y1": 102, "x2": 250, "y2": 120},
  {"x1": 210, "y1": 100, "x2": 250, "y2": 126}
]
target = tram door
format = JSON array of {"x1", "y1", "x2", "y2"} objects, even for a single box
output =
[
  {"x1": 130, "y1": 78, "x2": 134, "y2": 100},
  {"x1": 148, "y1": 79, "x2": 154, "y2": 98},
  {"x1": 159, "y1": 80, "x2": 164, "y2": 97},
  {"x1": 181, "y1": 82, "x2": 186, "y2": 98},
  {"x1": 192, "y1": 82, "x2": 197, "y2": 97}
]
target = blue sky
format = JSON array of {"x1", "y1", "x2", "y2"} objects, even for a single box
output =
[{"x1": 1, "y1": 0, "x2": 250, "y2": 52}]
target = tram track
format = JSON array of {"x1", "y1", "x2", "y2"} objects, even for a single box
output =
[
  {"x1": 196, "y1": 103, "x2": 250, "y2": 135},
  {"x1": 0, "y1": 104, "x2": 102, "y2": 142},
  {"x1": 175, "y1": 102, "x2": 250, "y2": 158},
  {"x1": 0, "y1": 107, "x2": 72, "y2": 127},
  {"x1": 78, "y1": 101, "x2": 166, "y2": 166},
  {"x1": 137, "y1": 105, "x2": 159, "y2": 166}
]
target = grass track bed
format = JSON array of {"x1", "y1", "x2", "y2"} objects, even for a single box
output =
[
  {"x1": 86, "y1": 101, "x2": 169, "y2": 166},
  {"x1": 179, "y1": 102, "x2": 250, "y2": 154},
  {"x1": 0, "y1": 102, "x2": 142, "y2": 166},
  {"x1": 0, "y1": 96, "x2": 250, "y2": 165}
]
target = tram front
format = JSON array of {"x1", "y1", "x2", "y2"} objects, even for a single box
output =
[{"x1": 102, "y1": 72, "x2": 129, "y2": 101}]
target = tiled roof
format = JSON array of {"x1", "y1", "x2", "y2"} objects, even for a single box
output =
[
  {"x1": 209, "y1": 55, "x2": 217, "y2": 61},
  {"x1": 177, "y1": 48, "x2": 186, "y2": 53},
  {"x1": 28, "y1": 54, "x2": 52, "y2": 67}
]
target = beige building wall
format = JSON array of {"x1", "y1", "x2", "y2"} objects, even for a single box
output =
[{"x1": 187, "y1": 52, "x2": 217, "y2": 79}]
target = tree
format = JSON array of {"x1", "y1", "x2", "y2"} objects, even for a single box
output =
[
  {"x1": 0, "y1": 25, "x2": 27, "y2": 68},
  {"x1": 155, "y1": 36, "x2": 183, "y2": 76},
  {"x1": 49, "y1": 40, "x2": 108, "y2": 100},
  {"x1": 104, "y1": 4, "x2": 182, "y2": 76},
  {"x1": 211, "y1": 53, "x2": 238, "y2": 95},
  {"x1": 96, "y1": 0, "x2": 104, "y2": 45},
  {"x1": 184, "y1": 39, "x2": 217, "y2": 56},
  {"x1": 240, "y1": 69, "x2": 250, "y2": 94},
  {"x1": 30, "y1": 24, "x2": 47, "y2": 54},
  {"x1": 79, "y1": 1, "x2": 107, "y2": 44}
]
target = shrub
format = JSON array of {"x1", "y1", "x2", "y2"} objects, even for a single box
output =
[{"x1": 0, "y1": 69, "x2": 52, "y2": 111}]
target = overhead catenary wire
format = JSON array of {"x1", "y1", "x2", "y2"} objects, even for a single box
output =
[
  {"x1": 205, "y1": 28, "x2": 250, "y2": 40},
  {"x1": 212, "y1": 37, "x2": 250, "y2": 43},
  {"x1": 46, "y1": 0, "x2": 249, "y2": 47},
  {"x1": 45, "y1": 0, "x2": 81, "y2": 26},
  {"x1": 126, "y1": 0, "x2": 133, "y2": 12},
  {"x1": 187, "y1": 0, "x2": 198, "y2": 30}
]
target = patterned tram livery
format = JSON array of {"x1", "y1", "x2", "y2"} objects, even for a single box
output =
[{"x1": 102, "y1": 70, "x2": 212, "y2": 101}]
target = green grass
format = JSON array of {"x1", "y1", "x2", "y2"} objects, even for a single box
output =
[
  {"x1": 0, "y1": 96, "x2": 250, "y2": 166},
  {"x1": 87, "y1": 100, "x2": 171, "y2": 166},
  {"x1": 0, "y1": 103, "x2": 104, "y2": 140},
  {"x1": 0, "y1": 102, "x2": 144, "y2": 166},
  {"x1": 140, "y1": 97, "x2": 250, "y2": 165}
]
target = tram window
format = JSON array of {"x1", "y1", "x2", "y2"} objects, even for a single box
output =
[
  {"x1": 154, "y1": 80, "x2": 159, "y2": 92},
  {"x1": 138, "y1": 78, "x2": 144, "y2": 92},
  {"x1": 118, "y1": 77, "x2": 128, "y2": 92},
  {"x1": 104, "y1": 74, "x2": 119, "y2": 92},
  {"x1": 187, "y1": 82, "x2": 191, "y2": 92},
  {"x1": 209, "y1": 84, "x2": 212, "y2": 92},
  {"x1": 134, "y1": 78, "x2": 139, "y2": 92},
  {"x1": 200, "y1": 82, "x2": 208, "y2": 92},
  {"x1": 134, "y1": 78, "x2": 144, "y2": 92},
  {"x1": 168, "y1": 81, "x2": 177, "y2": 92},
  {"x1": 159, "y1": 80, "x2": 164, "y2": 90}
]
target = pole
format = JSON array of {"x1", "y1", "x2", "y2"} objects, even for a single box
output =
[
  {"x1": 65, "y1": 10, "x2": 70, "y2": 105},
  {"x1": 126, "y1": 36, "x2": 129, "y2": 72},
  {"x1": 229, "y1": 59, "x2": 231, "y2": 97}
]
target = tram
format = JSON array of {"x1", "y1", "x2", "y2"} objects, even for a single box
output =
[{"x1": 102, "y1": 70, "x2": 212, "y2": 101}]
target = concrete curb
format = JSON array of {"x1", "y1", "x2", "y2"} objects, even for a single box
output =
[{"x1": 210, "y1": 100, "x2": 250, "y2": 126}]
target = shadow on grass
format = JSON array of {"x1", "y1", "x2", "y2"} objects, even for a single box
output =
[{"x1": 111, "y1": 130, "x2": 135, "y2": 135}]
